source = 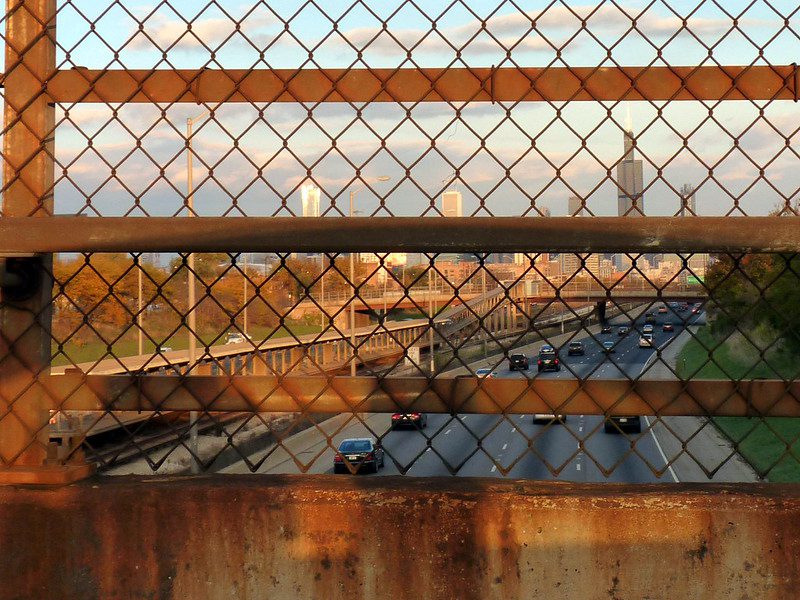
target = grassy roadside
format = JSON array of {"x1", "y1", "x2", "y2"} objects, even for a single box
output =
[
  {"x1": 676, "y1": 327, "x2": 800, "y2": 482},
  {"x1": 51, "y1": 322, "x2": 324, "y2": 366}
]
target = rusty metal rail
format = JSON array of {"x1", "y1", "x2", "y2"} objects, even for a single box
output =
[
  {"x1": 46, "y1": 65, "x2": 800, "y2": 104},
  {"x1": 2, "y1": 216, "x2": 799, "y2": 254},
  {"x1": 47, "y1": 374, "x2": 800, "y2": 418}
]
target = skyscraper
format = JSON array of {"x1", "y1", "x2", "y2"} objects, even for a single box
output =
[
  {"x1": 301, "y1": 183, "x2": 321, "y2": 218},
  {"x1": 617, "y1": 112, "x2": 644, "y2": 217},
  {"x1": 679, "y1": 184, "x2": 696, "y2": 216},
  {"x1": 442, "y1": 190, "x2": 463, "y2": 217}
]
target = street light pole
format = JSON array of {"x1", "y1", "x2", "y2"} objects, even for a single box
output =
[
  {"x1": 187, "y1": 110, "x2": 209, "y2": 474},
  {"x1": 349, "y1": 190, "x2": 357, "y2": 376},
  {"x1": 429, "y1": 266, "x2": 435, "y2": 373},
  {"x1": 242, "y1": 252, "x2": 248, "y2": 337},
  {"x1": 347, "y1": 175, "x2": 391, "y2": 376},
  {"x1": 137, "y1": 259, "x2": 143, "y2": 355}
]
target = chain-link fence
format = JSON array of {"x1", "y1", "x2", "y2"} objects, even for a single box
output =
[{"x1": 1, "y1": 0, "x2": 798, "y2": 484}]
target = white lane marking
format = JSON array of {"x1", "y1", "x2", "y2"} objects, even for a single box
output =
[
  {"x1": 460, "y1": 415, "x2": 468, "y2": 421},
  {"x1": 490, "y1": 465, "x2": 497, "y2": 473},
  {"x1": 444, "y1": 429, "x2": 451, "y2": 435},
  {"x1": 501, "y1": 443, "x2": 508, "y2": 451},
  {"x1": 578, "y1": 426, "x2": 583, "y2": 433},
  {"x1": 510, "y1": 427, "x2": 516, "y2": 434},
  {"x1": 519, "y1": 415, "x2": 526, "y2": 420},
  {"x1": 644, "y1": 415, "x2": 679, "y2": 483},
  {"x1": 638, "y1": 345, "x2": 680, "y2": 483},
  {"x1": 576, "y1": 463, "x2": 581, "y2": 471}
]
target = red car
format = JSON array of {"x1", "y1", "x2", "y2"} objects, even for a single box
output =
[{"x1": 391, "y1": 412, "x2": 428, "y2": 429}]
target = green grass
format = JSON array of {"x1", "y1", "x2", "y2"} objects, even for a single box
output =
[
  {"x1": 51, "y1": 322, "x2": 324, "y2": 366},
  {"x1": 677, "y1": 326, "x2": 800, "y2": 481}
]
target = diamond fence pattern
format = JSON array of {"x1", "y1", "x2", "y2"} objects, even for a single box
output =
[{"x1": 0, "y1": 1, "x2": 798, "y2": 482}]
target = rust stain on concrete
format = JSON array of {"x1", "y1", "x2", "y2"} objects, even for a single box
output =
[{"x1": 0, "y1": 477, "x2": 798, "y2": 600}]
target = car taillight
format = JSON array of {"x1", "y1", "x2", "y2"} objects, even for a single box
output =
[
  {"x1": 366, "y1": 453, "x2": 374, "y2": 461},
  {"x1": 554, "y1": 359, "x2": 559, "y2": 364},
  {"x1": 411, "y1": 413, "x2": 420, "y2": 418},
  {"x1": 391, "y1": 414, "x2": 401, "y2": 420},
  {"x1": 537, "y1": 360, "x2": 542, "y2": 365},
  {"x1": 334, "y1": 454, "x2": 343, "y2": 463}
]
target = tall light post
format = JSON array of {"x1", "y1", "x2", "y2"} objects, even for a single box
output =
[
  {"x1": 186, "y1": 108, "x2": 210, "y2": 474},
  {"x1": 137, "y1": 257, "x2": 143, "y2": 355},
  {"x1": 428, "y1": 265, "x2": 435, "y2": 373},
  {"x1": 349, "y1": 175, "x2": 390, "y2": 376},
  {"x1": 242, "y1": 252, "x2": 249, "y2": 337}
]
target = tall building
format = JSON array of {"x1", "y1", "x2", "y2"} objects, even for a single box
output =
[
  {"x1": 442, "y1": 190, "x2": 463, "y2": 217},
  {"x1": 679, "y1": 184, "x2": 696, "y2": 216},
  {"x1": 301, "y1": 183, "x2": 321, "y2": 218},
  {"x1": 568, "y1": 196, "x2": 586, "y2": 216},
  {"x1": 617, "y1": 113, "x2": 644, "y2": 217}
]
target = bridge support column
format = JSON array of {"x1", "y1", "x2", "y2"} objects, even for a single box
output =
[{"x1": 596, "y1": 300, "x2": 607, "y2": 323}]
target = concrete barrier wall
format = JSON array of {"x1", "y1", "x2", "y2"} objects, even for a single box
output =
[{"x1": 1, "y1": 477, "x2": 798, "y2": 599}]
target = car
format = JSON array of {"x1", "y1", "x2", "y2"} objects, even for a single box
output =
[
  {"x1": 638, "y1": 334, "x2": 654, "y2": 348},
  {"x1": 508, "y1": 353, "x2": 529, "y2": 371},
  {"x1": 645, "y1": 313, "x2": 656, "y2": 324},
  {"x1": 617, "y1": 326, "x2": 629, "y2": 336},
  {"x1": 333, "y1": 438, "x2": 385, "y2": 474},
  {"x1": 533, "y1": 413, "x2": 567, "y2": 424},
  {"x1": 567, "y1": 341, "x2": 585, "y2": 356},
  {"x1": 691, "y1": 307, "x2": 700, "y2": 314},
  {"x1": 602, "y1": 341, "x2": 616, "y2": 353},
  {"x1": 537, "y1": 346, "x2": 560, "y2": 372},
  {"x1": 601, "y1": 325, "x2": 612, "y2": 334},
  {"x1": 679, "y1": 303, "x2": 689, "y2": 311},
  {"x1": 657, "y1": 306, "x2": 668, "y2": 314},
  {"x1": 475, "y1": 368, "x2": 496, "y2": 378},
  {"x1": 642, "y1": 324, "x2": 654, "y2": 334},
  {"x1": 662, "y1": 323, "x2": 674, "y2": 332},
  {"x1": 391, "y1": 412, "x2": 428, "y2": 429},
  {"x1": 225, "y1": 332, "x2": 246, "y2": 345},
  {"x1": 604, "y1": 416, "x2": 642, "y2": 434}
]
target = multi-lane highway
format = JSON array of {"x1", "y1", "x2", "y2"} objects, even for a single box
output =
[{"x1": 223, "y1": 305, "x2": 713, "y2": 483}]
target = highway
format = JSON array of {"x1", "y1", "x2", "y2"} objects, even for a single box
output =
[{"x1": 222, "y1": 305, "x2": 710, "y2": 483}]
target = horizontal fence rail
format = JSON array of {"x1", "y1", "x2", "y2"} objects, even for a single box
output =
[
  {"x1": 3, "y1": 216, "x2": 800, "y2": 253},
  {"x1": 44, "y1": 65, "x2": 800, "y2": 104}
]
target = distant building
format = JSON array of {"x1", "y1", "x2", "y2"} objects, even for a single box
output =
[
  {"x1": 301, "y1": 183, "x2": 321, "y2": 218},
  {"x1": 679, "y1": 184, "x2": 696, "y2": 216},
  {"x1": 442, "y1": 190, "x2": 463, "y2": 217},
  {"x1": 568, "y1": 196, "x2": 587, "y2": 216},
  {"x1": 360, "y1": 252, "x2": 407, "y2": 266},
  {"x1": 617, "y1": 114, "x2": 644, "y2": 217}
]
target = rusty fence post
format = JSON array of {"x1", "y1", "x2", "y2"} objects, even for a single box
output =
[{"x1": 0, "y1": 0, "x2": 92, "y2": 484}]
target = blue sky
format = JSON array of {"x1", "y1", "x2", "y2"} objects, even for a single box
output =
[{"x1": 15, "y1": 1, "x2": 800, "y2": 217}]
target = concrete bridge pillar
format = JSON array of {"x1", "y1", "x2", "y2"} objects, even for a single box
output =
[{"x1": 596, "y1": 300, "x2": 607, "y2": 323}]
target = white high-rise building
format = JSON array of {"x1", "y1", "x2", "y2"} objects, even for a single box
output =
[
  {"x1": 442, "y1": 190, "x2": 463, "y2": 217},
  {"x1": 301, "y1": 183, "x2": 321, "y2": 218}
]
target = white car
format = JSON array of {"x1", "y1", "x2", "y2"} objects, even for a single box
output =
[
  {"x1": 642, "y1": 324, "x2": 654, "y2": 334},
  {"x1": 225, "y1": 332, "x2": 246, "y2": 344},
  {"x1": 639, "y1": 334, "x2": 654, "y2": 348},
  {"x1": 475, "y1": 368, "x2": 496, "y2": 378}
]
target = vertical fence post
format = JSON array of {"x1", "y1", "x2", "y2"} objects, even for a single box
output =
[{"x1": 0, "y1": 0, "x2": 91, "y2": 483}]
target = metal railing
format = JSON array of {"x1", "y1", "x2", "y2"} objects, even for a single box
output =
[{"x1": 0, "y1": 0, "x2": 799, "y2": 486}]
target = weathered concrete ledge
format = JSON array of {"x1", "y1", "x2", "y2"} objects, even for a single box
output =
[{"x1": 1, "y1": 476, "x2": 798, "y2": 600}]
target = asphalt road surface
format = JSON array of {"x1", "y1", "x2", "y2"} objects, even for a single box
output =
[{"x1": 223, "y1": 305, "x2": 707, "y2": 483}]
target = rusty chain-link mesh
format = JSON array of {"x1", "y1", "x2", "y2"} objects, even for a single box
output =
[{"x1": 1, "y1": 1, "x2": 799, "y2": 482}]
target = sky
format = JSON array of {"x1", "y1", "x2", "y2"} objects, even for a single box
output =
[{"x1": 7, "y1": 1, "x2": 799, "y2": 217}]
